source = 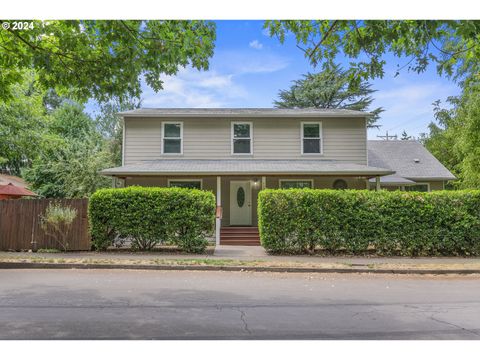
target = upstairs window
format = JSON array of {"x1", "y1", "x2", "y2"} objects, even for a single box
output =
[
  {"x1": 162, "y1": 122, "x2": 183, "y2": 154},
  {"x1": 232, "y1": 122, "x2": 252, "y2": 154},
  {"x1": 301, "y1": 122, "x2": 322, "y2": 154}
]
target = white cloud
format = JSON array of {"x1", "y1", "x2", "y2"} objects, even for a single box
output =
[
  {"x1": 216, "y1": 50, "x2": 289, "y2": 74},
  {"x1": 140, "y1": 49, "x2": 290, "y2": 108},
  {"x1": 141, "y1": 67, "x2": 247, "y2": 108},
  {"x1": 249, "y1": 39, "x2": 263, "y2": 50},
  {"x1": 368, "y1": 80, "x2": 459, "y2": 139}
]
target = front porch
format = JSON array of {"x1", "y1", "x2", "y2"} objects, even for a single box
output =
[
  {"x1": 101, "y1": 159, "x2": 394, "y2": 246},
  {"x1": 118, "y1": 174, "x2": 382, "y2": 246}
]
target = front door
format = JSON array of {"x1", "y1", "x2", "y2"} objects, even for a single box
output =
[{"x1": 229, "y1": 180, "x2": 252, "y2": 225}]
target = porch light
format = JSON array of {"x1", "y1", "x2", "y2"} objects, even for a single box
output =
[{"x1": 252, "y1": 178, "x2": 259, "y2": 187}]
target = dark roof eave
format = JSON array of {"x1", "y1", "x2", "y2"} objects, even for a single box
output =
[
  {"x1": 101, "y1": 170, "x2": 395, "y2": 177},
  {"x1": 406, "y1": 177, "x2": 457, "y2": 181},
  {"x1": 119, "y1": 114, "x2": 370, "y2": 118}
]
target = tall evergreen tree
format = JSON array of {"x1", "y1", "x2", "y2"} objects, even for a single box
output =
[{"x1": 274, "y1": 64, "x2": 383, "y2": 128}]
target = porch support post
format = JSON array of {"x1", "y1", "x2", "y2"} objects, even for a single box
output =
[
  {"x1": 261, "y1": 176, "x2": 266, "y2": 190},
  {"x1": 215, "y1": 176, "x2": 221, "y2": 246},
  {"x1": 375, "y1": 176, "x2": 381, "y2": 191}
]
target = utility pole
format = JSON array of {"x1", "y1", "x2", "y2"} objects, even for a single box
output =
[{"x1": 377, "y1": 131, "x2": 398, "y2": 141}]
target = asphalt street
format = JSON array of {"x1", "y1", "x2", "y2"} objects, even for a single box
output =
[{"x1": 0, "y1": 269, "x2": 479, "y2": 339}]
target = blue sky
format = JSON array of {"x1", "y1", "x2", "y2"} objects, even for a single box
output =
[{"x1": 131, "y1": 20, "x2": 460, "y2": 140}]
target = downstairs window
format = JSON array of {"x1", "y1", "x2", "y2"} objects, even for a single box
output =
[
  {"x1": 168, "y1": 180, "x2": 202, "y2": 190},
  {"x1": 279, "y1": 180, "x2": 313, "y2": 189}
]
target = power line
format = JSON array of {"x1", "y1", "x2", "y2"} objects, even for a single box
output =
[{"x1": 376, "y1": 131, "x2": 398, "y2": 141}]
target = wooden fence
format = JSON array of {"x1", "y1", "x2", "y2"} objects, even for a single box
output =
[{"x1": 0, "y1": 199, "x2": 91, "y2": 251}]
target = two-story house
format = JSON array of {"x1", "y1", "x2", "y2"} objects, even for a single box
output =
[{"x1": 101, "y1": 108, "x2": 455, "y2": 245}]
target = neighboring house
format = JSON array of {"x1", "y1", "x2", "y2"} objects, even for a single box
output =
[
  {"x1": 367, "y1": 140, "x2": 456, "y2": 191},
  {"x1": 101, "y1": 108, "x2": 455, "y2": 245},
  {"x1": 0, "y1": 174, "x2": 37, "y2": 200}
]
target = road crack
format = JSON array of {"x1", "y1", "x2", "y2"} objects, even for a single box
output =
[
  {"x1": 233, "y1": 307, "x2": 252, "y2": 335},
  {"x1": 429, "y1": 315, "x2": 480, "y2": 337}
]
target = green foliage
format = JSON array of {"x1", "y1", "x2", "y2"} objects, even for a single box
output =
[
  {"x1": 258, "y1": 189, "x2": 480, "y2": 256},
  {"x1": 454, "y1": 83, "x2": 480, "y2": 188},
  {"x1": 47, "y1": 102, "x2": 95, "y2": 139},
  {"x1": 23, "y1": 135, "x2": 113, "y2": 198},
  {"x1": 0, "y1": 74, "x2": 47, "y2": 174},
  {"x1": 264, "y1": 20, "x2": 480, "y2": 83},
  {"x1": 21, "y1": 99, "x2": 114, "y2": 198},
  {"x1": 39, "y1": 202, "x2": 78, "y2": 252},
  {"x1": 423, "y1": 81, "x2": 480, "y2": 189},
  {"x1": 88, "y1": 187, "x2": 216, "y2": 253},
  {"x1": 0, "y1": 20, "x2": 216, "y2": 102},
  {"x1": 93, "y1": 96, "x2": 142, "y2": 166},
  {"x1": 274, "y1": 64, "x2": 383, "y2": 127}
]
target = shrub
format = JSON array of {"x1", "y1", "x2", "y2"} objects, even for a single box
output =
[
  {"x1": 39, "y1": 202, "x2": 78, "y2": 252},
  {"x1": 258, "y1": 189, "x2": 480, "y2": 256},
  {"x1": 88, "y1": 186, "x2": 215, "y2": 253}
]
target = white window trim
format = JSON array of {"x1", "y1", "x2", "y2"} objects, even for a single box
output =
[
  {"x1": 406, "y1": 182, "x2": 430, "y2": 192},
  {"x1": 279, "y1": 179, "x2": 314, "y2": 189},
  {"x1": 231, "y1": 121, "x2": 253, "y2": 155},
  {"x1": 301, "y1": 121, "x2": 323, "y2": 155},
  {"x1": 161, "y1": 121, "x2": 183, "y2": 155},
  {"x1": 168, "y1": 179, "x2": 203, "y2": 189}
]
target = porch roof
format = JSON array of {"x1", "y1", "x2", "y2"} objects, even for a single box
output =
[
  {"x1": 101, "y1": 159, "x2": 394, "y2": 177},
  {"x1": 368, "y1": 174, "x2": 416, "y2": 186}
]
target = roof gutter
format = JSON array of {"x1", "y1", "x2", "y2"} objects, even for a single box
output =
[
  {"x1": 100, "y1": 170, "x2": 395, "y2": 177},
  {"x1": 117, "y1": 113, "x2": 371, "y2": 119}
]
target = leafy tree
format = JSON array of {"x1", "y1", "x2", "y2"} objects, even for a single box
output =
[
  {"x1": 264, "y1": 21, "x2": 480, "y2": 84},
  {"x1": 422, "y1": 83, "x2": 480, "y2": 188},
  {"x1": 23, "y1": 135, "x2": 114, "y2": 198},
  {"x1": 42, "y1": 89, "x2": 68, "y2": 113},
  {"x1": 452, "y1": 83, "x2": 480, "y2": 188},
  {"x1": 22, "y1": 100, "x2": 115, "y2": 198},
  {"x1": 1, "y1": 20, "x2": 216, "y2": 102},
  {"x1": 94, "y1": 96, "x2": 142, "y2": 166},
  {"x1": 0, "y1": 74, "x2": 47, "y2": 174},
  {"x1": 47, "y1": 102, "x2": 95, "y2": 139},
  {"x1": 422, "y1": 99, "x2": 461, "y2": 177},
  {"x1": 274, "y1": 64, "x2": 383, "y2": 127}
]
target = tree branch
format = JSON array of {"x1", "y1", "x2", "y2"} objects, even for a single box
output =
[{"x1": 307, "y1": 20, "x2": 339, "y2": 61}]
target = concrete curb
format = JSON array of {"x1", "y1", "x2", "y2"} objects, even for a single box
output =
[{"x1": 1, "y1": 261, "x2": 480, "y2": 275}]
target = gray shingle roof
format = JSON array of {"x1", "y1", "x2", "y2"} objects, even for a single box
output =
[
  {"x1": 118, "y1": 108, "x2": 370, "y2": 118},
  {"x1": 101, "y1": 159, "x2": 393, "y2": 176},
  {"x1": 368, "y1": 175, "x2": 416, "y2": 185},
  {"x1": 368, "y1": 140, "x2": 456, "y2": 181}
]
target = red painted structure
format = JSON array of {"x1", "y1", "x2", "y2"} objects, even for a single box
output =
[{"x1": 0, "y1": 183, "x2": 37, "y2": 200}]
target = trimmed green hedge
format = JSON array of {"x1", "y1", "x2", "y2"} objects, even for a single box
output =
[
  {"x1": 89, "y1": 186, "x2": 215, "y2": 253},
  {"x1": 258, "y1": 189, "x2": 480, "y2": 256}
]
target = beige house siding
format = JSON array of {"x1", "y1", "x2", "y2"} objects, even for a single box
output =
[
  {"x1": 429, "y1": 181, "x2": 445, "y2": 191},
  {"x1": 124, "y1": 117, "x2": 367, "y2": 165}
]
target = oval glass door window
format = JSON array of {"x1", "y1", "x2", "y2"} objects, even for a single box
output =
[{"x1": 237, "y1": 187, "x2": 245, "y2": 207}]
